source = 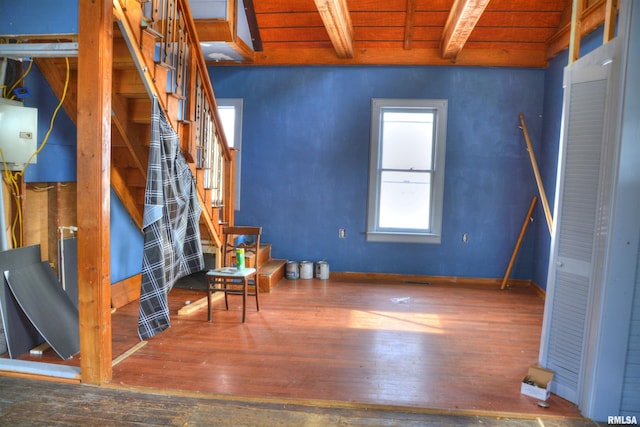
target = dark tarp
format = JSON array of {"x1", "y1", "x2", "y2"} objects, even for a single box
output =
[
  {"x1": 137, "y1": 98, "x2": 204, "y2": 340},
  {"x1": 5, "y1": 261, "x2": 79, "y2": 360},
  {"x1": 0, "y1": 245, "x2": 45, "y2": 357}
]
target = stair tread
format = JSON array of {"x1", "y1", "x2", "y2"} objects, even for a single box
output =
[{"x1": 259, "y1": 259, "x2": 287, "y2": 275}]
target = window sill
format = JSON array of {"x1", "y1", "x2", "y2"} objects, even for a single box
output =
[{"x1": 366, "y1": 231, "x2": 441, "y2": 244}]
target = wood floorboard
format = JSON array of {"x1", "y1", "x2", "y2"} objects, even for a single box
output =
[{"x1": 4, "y1": 277, "x2": 590, "y2": 422}]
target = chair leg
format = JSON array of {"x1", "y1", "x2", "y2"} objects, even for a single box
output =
[
  {"x1": 254, "y1": 280, "x2": 260, "y2": 312},
  {"x1": 207, "y1": 289, "x2": 212, "y2": 322},
  {"x1": 242, "y1": 278, "x2": 247, "y2": 323}
]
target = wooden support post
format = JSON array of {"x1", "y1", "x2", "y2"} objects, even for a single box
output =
[
  {"x1": 519, "y1": 113, "x2": 553, "y2": 235},
  {"x1": 569, "y1": 0, "x2": 584, "y2": 64},
  {"x1": 501, "y1": 196, "x2": 538, "y2": 290},
  {"x1": 604, "y1": 0, "x2": 618, "y2": 43},
  {"x1": 77, "y1": 0, "x2": 113, "y2": 384}
]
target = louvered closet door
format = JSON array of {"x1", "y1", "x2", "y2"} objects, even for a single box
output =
[{"x1": 541, "y1": 50, "x2": 615, "y2": 404}]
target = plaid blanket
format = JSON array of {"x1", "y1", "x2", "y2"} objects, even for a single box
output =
[{"x1": 138, "y1": 98, "x2": 204, "y2": 340}]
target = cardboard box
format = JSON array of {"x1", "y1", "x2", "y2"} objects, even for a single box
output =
[{"x1": 521, "y1": 366, "x2": 553, "y2": 401}]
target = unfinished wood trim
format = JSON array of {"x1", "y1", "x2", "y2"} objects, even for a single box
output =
[
  {"x1": 603, "y1": 0, "x2": 618, "y2": 42},
  {"x1": 243, "y1": 0, "x2": 263, "y2": 51},
  {"x1": 314, "y1": 0, "x2": 354, "y2": 58},
  {"x1": 501, "y1": 196, "x2": 538, "y2": 290},
  {"x1": 111, "y1": 274, "x2": 143, "y2": 309},
  {"x1": 77, "y1": 0, "x2": 113, "y2": 384},
  {"x1": 545, "y1": 0, "x2": 610, "y2": 60},
  {"x1": 242, "y1": 47, "x2": 547, "y2": 68},
  {"x1": 177, "y1": 293, "x2": 224, "y2": 316},
  {"x1": 112, "y1": 341, "x2": 147, "y2": 367},
  {"x1": 403, "y1": 0, "x2": 416, "y2": 50},
  {"x1": 569, "y1": 0, "x2": 585, "y2": 64},
  {"x1": 519, "y1": 113, "x2": 553, "y2": 234},
  {"x1": 440, "y1": 0, "x2": 491, "y2": 60}
]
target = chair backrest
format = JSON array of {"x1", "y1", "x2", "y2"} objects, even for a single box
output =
[{"x1": 222, "y1": 226, "x2": 262, "y2": 270}]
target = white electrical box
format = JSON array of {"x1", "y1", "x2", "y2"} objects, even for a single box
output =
[{"x1": 0, "y1": 98, "x2": 38, "y2": 171}]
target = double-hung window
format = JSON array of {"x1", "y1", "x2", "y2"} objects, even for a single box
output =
[{"x1": 366, "y1": 99, "x2": 447, "y2": 243}]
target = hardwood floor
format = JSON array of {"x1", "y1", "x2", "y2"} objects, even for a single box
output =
[{"x1": 8, "y1": 277, "x2": 587, "y2": 421}]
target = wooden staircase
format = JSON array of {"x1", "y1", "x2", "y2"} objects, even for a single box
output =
[{"x1": 33, "y1": 0, "x2": 285, "y2": 294}]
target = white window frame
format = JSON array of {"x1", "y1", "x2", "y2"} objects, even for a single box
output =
[
  {"x1": 366, "y1": 98, "x2": 447, "y2": 244},
  {"x1": 217, "y1": 98, "x2": 243, "y2": 211}
]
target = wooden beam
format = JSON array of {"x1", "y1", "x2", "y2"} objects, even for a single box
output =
[
  {"x1": 77, "y1": 0, "x2": 113, "y2": 384},
  {"x1": 236, "y1": 47, "x2": 547, "y2": 68},
  {"x1": 313, "y1": 0, "x2": 354, "y2": 58},
  {"x1": 243, "y1": 0, "x2": 263, "y2": 51},
  {"x1": 569, "y1": 0, "x2": 585, "y2": 64},
  {"x1": 440, "y1": 0, "x2": 491, "y2": 60},
  {"x1": 603, "y1": 0, "x2": 618, "y2": 42},
  {"x1": 403, "y1": 0, "x2": 417, "y2": 50}
]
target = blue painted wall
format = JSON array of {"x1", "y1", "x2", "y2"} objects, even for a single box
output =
[
  {"x1": 210, "y1": 66, "x2": 544, "y2": 279},
  {"x1": 110, "y1": 189, "x2": 144, "y2": 283},
  {"x1": 0, "y1": 0, "x2": 77, "y2": 35}
]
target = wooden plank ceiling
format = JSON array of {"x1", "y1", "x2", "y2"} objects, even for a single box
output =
[{"x1": 205, "y1": 0, "x2": 614, "y2": 67}]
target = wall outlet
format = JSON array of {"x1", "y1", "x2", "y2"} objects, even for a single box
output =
[
  {"x1": 339, "y1": 228, "x2": 346, "y2": 239},
  {"x1": 462, "y1": 233, "x2": 469, "y2": 243}
]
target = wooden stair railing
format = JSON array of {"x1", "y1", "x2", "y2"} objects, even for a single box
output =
[
  {"x1": 113, "y1": 0, "x2": 234, "y2": 256},
  {"x1": 33, "y1": 0, "x2": 235, "y2": 268}
]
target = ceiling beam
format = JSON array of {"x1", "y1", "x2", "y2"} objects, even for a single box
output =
[
  {"x1": 314, "y1": 0, "x2": 354, "y2": 58},
  {"x1": 440, "y1": 0, "x2": 491, "y2": 60},
  {"x1": 403, "y1": 0, "x2": 417, "y2": 50},
  {"x1": 241, "y1": 46, "x2": 547, "y2": 68}
]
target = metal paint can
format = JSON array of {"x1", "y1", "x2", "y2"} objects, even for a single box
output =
[
  {"x1": 315, "y1": 261, "x2": 329, "y2": 280},
  {"x1": 299, "y1": 261, "x2": 313, "y2": 279},
  {"x1": 285, "y1": 261, "x2": 299, "y2": 280}
]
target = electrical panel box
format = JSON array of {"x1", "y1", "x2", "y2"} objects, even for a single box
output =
[{"x1": 0, "y1": 98, "x2": 38, "y2": 171}]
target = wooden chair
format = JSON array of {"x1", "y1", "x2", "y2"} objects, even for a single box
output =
[{"x1": 206, "y1": 226, "x2": 262, "y2": 323}]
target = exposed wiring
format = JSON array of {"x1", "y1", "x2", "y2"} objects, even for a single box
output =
[
  {"x1": 0, "y1": 150, "x2": 23, "y2": 248},
  {"x1": 0, "y1": 57, "x2": 70, "y2": 247},
  {"x1": 22, "y1": 57, "x2": 70, "y2": 171}
]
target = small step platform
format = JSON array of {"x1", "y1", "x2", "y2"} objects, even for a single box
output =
[{"x1": 258, "y1": 259, "x2": 287, "y2": 293}]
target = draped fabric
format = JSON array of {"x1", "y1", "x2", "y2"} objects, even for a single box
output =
[{"x1": 138, "y1": 99, "x2": 204, "y2": 340}]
